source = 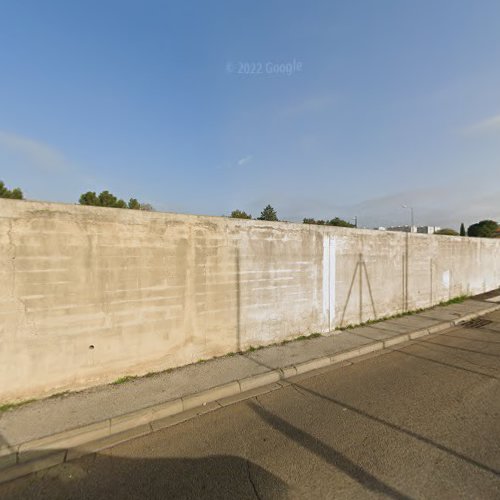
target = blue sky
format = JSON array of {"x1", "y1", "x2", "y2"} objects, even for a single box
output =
[{"x1": 0, "y1": 0, "x2": 499, "y2": 228}]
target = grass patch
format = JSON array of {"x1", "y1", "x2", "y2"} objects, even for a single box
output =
[
  {"x1": 338, "y1": 294, "x2": 469, "y2": 330},
  {"x1": 438, "y1": 295, "x2": 467, "y2": 306},
  {"x1": 111, "y1": 367, "x2": 174, "y2": 384},
  {"x1": 339, "y1": 310, "x2": 424, "y2": 330},
  {"x1": 0, "y1": 399, "x2": 35, "y2": 413},
  {"x1": 112, "y1": 375, "x2": 137, "y2": 385},
  {"x1": 144, "y1": 369, "x2": 171, "y2": 378},
  {"x1": 239, "y1": 334, "x2": 324, "y2": 352},
  {"x1": 295, "y1": 332, "x2": 322, "y2": 341},
  {"x1": 279, "y1": 332, "x2": 322, "y2": 345},
  {"x1": 245, "y1": 345, "x2": 266, "y2": 353}
]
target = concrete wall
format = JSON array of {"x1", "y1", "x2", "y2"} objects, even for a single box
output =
[{"x1": 1, "y1": 199, "x2": 499, "y2": 402}]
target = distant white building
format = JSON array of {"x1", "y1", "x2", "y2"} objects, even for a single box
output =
[
  {"x1": 386, "y1": 225, "x2": 417, "y2": 233},
  {"x1": 382, "y1": 225, "x2": 441, "y2": 234},
  {"x1": 417, "y1": 226, "x2": 441, "y2": 234}
]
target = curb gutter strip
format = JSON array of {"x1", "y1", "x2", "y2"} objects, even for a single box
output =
[{"x1": 1, "y1": 303, "x2": 499, "y2": 484}]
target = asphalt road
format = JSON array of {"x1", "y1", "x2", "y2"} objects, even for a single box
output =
[{"x1": 2, "y1": 310, "x2": 500, "y2": 499}]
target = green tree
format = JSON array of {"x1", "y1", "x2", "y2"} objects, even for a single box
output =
[
  {"x1": 303, "y1": 218, "x2": 325, "y2": 225},
  {"x1": 460, "y1": 223, "x2": 466, "y2": 236},
  {"x1": 0, "y1": 180, "x2": 23, "y2": 199},
  {"x1": 98, "y1": 190, "x2": 125, "y2": 208},
  {"x1": 326, "y1": 217, "x2": 355, "y2": 228},
  {"x1": 304, "y1": 217, "x2": 354, "y2": 227},
  {"x1": 230, "y1": 209, "x2": 252, "y2": 219},
  {"x1": 79, "y1": 191, "x2": 99, "y2": 206},
  {"x1": 435, "y1": 228, "x2": 459, "y2": 236},
  {"x1": 79, "y1": 190, "x2": 129, "y2": 208},
  {"x1": 79, "y1": 190, "x2": 153, "y2": 210},
  {"x1": 257, "y1": 204, "x2": 278, "y2": 221},
  {"x1": 128, "y1": 198, "x2": 141, "y2": 210},
  {"x1": 467, "y1": 220, "x2": 498, "y2": 238}
]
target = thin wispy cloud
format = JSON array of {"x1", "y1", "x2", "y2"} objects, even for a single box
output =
[
  {"x1": 217, "y1": 154, "x2": 253, "y2": 169},
  {"x1": 237, "y1": 155, "x2": 252, "y2": 166},
  {"x1": 0, "y1": 130, "x2": 70, "y2": 172},
  {"x1": 463, "y1": 114, "x2": 500, "y2": 135}
]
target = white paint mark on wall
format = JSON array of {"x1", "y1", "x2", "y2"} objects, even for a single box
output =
[{"x1": 442, "y1": 270, "x2": 450, "y2": 289}]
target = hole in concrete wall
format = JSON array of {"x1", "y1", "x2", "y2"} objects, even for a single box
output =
[{"x1": 89, "y1": 345, "x2": 95, "y2": 350}]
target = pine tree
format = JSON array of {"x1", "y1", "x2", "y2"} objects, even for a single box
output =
[
  {"x1": 257, "y1": 204, "x2": 278, "y2": 221},
  {"x1": 460, "y1": 223, "x2": 466, "y2": 236},
  {"x1": 128, "y1": 198, "x2": 141, "y2": 210},
  {"x1": 79, "y1": 191, "x2": 99, "y2": 205}
]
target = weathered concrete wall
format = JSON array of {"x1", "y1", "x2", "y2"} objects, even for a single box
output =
[{"x1": 1, "y1": 199, "x2": 499, "y2": 402}]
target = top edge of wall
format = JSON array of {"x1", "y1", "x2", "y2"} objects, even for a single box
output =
[{"x1": 0, "y1": 198, "x2": 498, "y2": 242}]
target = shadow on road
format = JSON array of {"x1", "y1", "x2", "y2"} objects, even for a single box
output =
[
  {"x1": 0, "y1": 452, "x2": 288, "y2": 500},
  {"x1": 420, "y1": 339, "x2": 500, "y2": 358},
  {"x1": 292, "y1": 383, "x2": 500, "y2": 478},
  {"x1": 394, "y1": 346, "x2": 499, "y2": 380},
  {"x1": 249, "y1": 401, "x2": 411, "y2": 500}
]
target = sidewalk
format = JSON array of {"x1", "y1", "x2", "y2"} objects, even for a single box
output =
[{"x1": 1, "y1": 292, "x2": 499, "y2": 483}]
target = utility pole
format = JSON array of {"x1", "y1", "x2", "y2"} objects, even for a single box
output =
[{"x1": 402, "y1": 205, "x2": 414, "y2": 232}]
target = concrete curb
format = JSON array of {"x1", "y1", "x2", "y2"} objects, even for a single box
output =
[{"x1": 1, "y1": 302, "x2": 499, "y2": 485}]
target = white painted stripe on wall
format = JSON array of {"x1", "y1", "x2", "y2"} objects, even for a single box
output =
[
  {"x1": 329, "y1": 237, "x2": 336, "y2": 330},
  {"x1": 442, "y1": 270, "x2": 450, "y2": 289}
]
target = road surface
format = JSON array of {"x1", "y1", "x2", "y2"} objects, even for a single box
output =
[{"x1": 2, "y1": 310, "x2": 500, "y2": 499}]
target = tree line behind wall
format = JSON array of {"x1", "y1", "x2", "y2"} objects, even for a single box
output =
[
  {"x1": 435, "y1": 220, "x2": 500, "y2": 238},
  {"x1": 1, "y1": 180, "x2": 498, "y2": 236},
  {"x1": 78, "y1": 191, "x2": 153, "y2": 211},
  {"x1": 230, "y1": 207, "x2": 355, "y2": 226}
]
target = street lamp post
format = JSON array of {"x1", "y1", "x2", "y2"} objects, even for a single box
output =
[{"x1": 402, "y1": 205, "x2": 414, "y2": 232}]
